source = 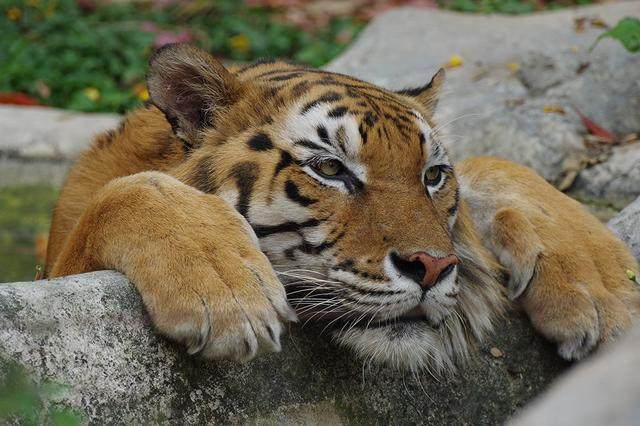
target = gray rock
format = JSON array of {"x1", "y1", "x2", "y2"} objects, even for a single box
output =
[
  {"x1": 0, "y1": 271, "x2": 567, "y2": 424},
  {"x1": 328, "y1": 2, "x2": 640, "y2": 197},
  {"x1": 0, "y1": 106, "x2": 120, "y2": 187},
  {"x1": 609, "y1": 196, "x2": 640, "y2": 261},
  {"x1": 509, "y1": 325, "x2": 640, "y2": 426}
]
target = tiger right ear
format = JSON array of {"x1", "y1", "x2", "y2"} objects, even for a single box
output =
[
  {"x1": 147, "y1": 43, "x2": 244, "y2": 146},
  {"x1": 396, "y1": 68, "x2": 445, "y2": 118}
]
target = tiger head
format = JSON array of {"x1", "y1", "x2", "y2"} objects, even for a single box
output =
[{"x1": 147, "y1": 44, "x2": 505, "y2": 373}]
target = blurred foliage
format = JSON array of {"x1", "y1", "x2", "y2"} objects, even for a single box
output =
[
  {"x1": 0, "y1": 0, "x2": 602, "y2": 113},
  {"x1": 0, "y1": 358, "x2": 83, "y2": 425},
  {"x1": 0, "y1": 0, "x2": 363, "y2": 113},
  {"x1": 0, "y1": 185, "x2": 58, "y2": 283},
  {"x1": 438, "y1": 0, "x2": 594, "y2": 14},
  {"x1": 591, "y1": 17, "x2": 640, "y2": 53}
]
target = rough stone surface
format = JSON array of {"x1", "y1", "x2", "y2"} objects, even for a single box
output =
[
  {"x1": 0, "y1": 106, "x2": 120, "y2": 187},
  {"x1": 328, "y1": 2, "x2": 640, "y2": 200},
  {"x1": 0, "y1": 272, "x2": 567, "y2": 424},
  {"x1": 609, "y1": 196, "x2": 640, "y2": 261},
  {"x1": 510, "y1": 325, "x2": 640, "y2": 426}
]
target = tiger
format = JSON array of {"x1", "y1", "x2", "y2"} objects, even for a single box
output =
[{"x1": 45, "y1": 43, "x2": 640, "y2": 373}]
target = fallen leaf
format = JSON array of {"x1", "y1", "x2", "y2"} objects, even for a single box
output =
[
  {"x1": 573, "y1": 106, "x2": 615, "y2": 143},
  {"x1": 576, "y1": 62, "x2": 590, "y2": 75},
  {"x1": 621, "y1": 133, "x2": 639, "y2": 144},
  {"x1": 490, "y1": 347, "x2": 503, "y2": 358},
  {"x1": 589, "y1": 17, "x2": 608, "y2": 29},
  {"x1": 506, "y1": 62, "x2": 520, "y2": 72},
  {"x1": 0, "y1": 92, "x2": 40, "y2": 106},
  {"x1": 445, "y1": 54, "x2": 464, "y2": 69},
  {"x1": 543, "y1": 105, "x2": 566, "y2": 115},
  {"x1": 574, "y1": 17, "x2": 586, "y2": 33},
  {"x1": 505, "y1": 98, "x2": 525, "y2": 108}
]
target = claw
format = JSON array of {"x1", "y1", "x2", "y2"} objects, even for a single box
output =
[{"x1": 187, "y1": 297, "x2": 212, "y2": 355}]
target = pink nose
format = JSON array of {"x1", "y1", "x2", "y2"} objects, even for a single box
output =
[{"x1": 408, "y1": 252, "x2": 459, "y2": 289}]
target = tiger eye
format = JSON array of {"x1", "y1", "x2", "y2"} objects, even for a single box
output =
[
  {"x1": 318, "y1": 159, "x2": 342, "y2": 176},
  {"x1": 424, "y1": 166, "x2": 442, "y2": 185}
]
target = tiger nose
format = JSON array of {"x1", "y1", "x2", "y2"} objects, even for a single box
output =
[{"x1": 391, "y1": 252, "x2": 459, "y2": 289}]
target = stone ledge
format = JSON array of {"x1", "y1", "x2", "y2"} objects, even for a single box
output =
[{"x1": 1, "y1": 271, "x2": 566, "y2": 424}]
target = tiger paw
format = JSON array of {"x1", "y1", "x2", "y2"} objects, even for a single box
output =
[
  {"x1": 144, "y1": 247, "x2": 298, "y2": 362},
  {"x1": 519, "y1": 251, "x2": 639, "y2": 361}
]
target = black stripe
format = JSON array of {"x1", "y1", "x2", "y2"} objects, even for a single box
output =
[
  {"x1": 448, "y1": 186, "x2": 460, "y2": 217},
  {"x1": 295, "y1": 138, "x2": 325, "y2": 151},
  {"x1": 247, "y1": 133, "x2": 273, "y2": 151},
  {"x1": 268, "y1": 72, "x2": 304, "y2": 81},
  {"x1": 236, "y1": 59, "x2": 278, "y2": 74},
  {"x1": 328, "y1": 106, "x2": 348, "y2": 118},
  {"x1": 230, "y1": 162, "x2": 259, "y2": 218},
  {"x1": 291, "y1": 80, "x2": 311, "y2": 97},
  {"x1": 274, "y1": 150, "x2": 293, "y2": 176},
  {"x1": 300, "y1": 91, "x2": 342, "y2": 114},
  {"x1": 253, "y1": 218, "x2": 320, "y2": 238},
  {"x1": 316, "y1": 126, "x2": 330, "y2": 146},
  {"x1": 358, "y1": 123, "x2": 368, "y2": 145},
  {"x1": 285, "y1": 180, "x2": 317, "y2": 206}
]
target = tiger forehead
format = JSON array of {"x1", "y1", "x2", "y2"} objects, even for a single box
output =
[{"x1": 234, "y1": 60, "x2": 429, "y2": 156}]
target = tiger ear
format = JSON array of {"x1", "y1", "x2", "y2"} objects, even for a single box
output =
[
  {"x1": 396, "y1": 68, "x2": 445, "y2": 118},
  {"x1": 147, "y1": 43, "x2": 244, "y2": 146}
]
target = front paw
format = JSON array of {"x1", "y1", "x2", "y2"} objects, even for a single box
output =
[
  {"x1": 142, "y1": 249, "x2": 297, "y2": 362},
  {"x1": 521, "y1": 253, "x2": 639, "y2": 361}
]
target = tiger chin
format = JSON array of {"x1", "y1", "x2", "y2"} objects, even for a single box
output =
[{"x1": 45, "y1": 43, "x2": 640, "y2": 374}]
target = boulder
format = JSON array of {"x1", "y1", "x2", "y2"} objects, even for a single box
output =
[
  {"x1": 609, "y1": 196, "x2": 640, "y2": 261},
  {"x1": 0, "y1": 106, "x2": 120, "y2": 187},
  {"x1": 0, "y1": 272, "x2": 566, "y2": 424},
  {"x1": 328, "y1": 2, "x2": 640, "y2": 201},
  {"x1": 510, "y1": 325, "x2": 640, "y2": 426}
]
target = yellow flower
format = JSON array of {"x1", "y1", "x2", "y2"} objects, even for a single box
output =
[
  {"x1": 445, "y1": 54, "x2": 464, "y2": 68},
  {"x1": 6, "y1": 7, "x2": 21, "y2": 21},
  {"x1": 229, "y1": 34, "x2": 251, "y2": 54},
  {"x1": 83, "y1": 87, "x2": 100, "y2": 102},
  {"x1": 132, "y1": 83, "x2": 149, "y2": 101}
]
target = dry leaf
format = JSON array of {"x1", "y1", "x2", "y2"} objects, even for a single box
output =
[
  {"x1": 574, "y1": 106, "x2": 616, "y2": 143},
  {"x1": 490, "y1": 347, "x2": 503, "y2": 358},
  {"x1": 445, "y1": 54, "x2": 464, "y2": 68},
  {"x1": 543, "y1": 105, "x2": 566, "y2": 115}
]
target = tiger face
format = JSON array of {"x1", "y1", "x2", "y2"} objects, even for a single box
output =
[{"x1": 148, "y1": 44, "x2": 504, "y2": 373}]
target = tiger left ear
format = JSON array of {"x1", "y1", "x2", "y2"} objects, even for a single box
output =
[{"x1": 396, "y1": 68, "x2": 445, "y2": 118}]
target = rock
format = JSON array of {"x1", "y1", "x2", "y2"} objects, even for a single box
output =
[
  {"x1": 328, "y1": 2, "x2": 640, "y2": 199},
  {"x1": 609, "y1": 196, "x2": 640, "y2": 261},
  {"x1": 0, "y1": 271, "x2": 567, "y2": 424},
  {"x1": 509, "y1": 325, "x2": 640, "y2": 426},
  {"x1": 0, "y1": 106, "x2": 120, "y2": 187}
]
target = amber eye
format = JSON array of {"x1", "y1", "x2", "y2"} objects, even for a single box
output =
[
  {"x1": 424, "y1": 166, "x2": 443, "y2": 187},
  {"x1": 316, "y1": 158, "x2": 343, "y2": 177}
]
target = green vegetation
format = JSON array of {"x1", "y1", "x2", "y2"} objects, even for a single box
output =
[
  {"x1": 0, "y1": 359, "x2": 83, "y2": 425},
  {"x1": 439, "y1": 0, "x2": 594, "y2": 14},
  {"x1": 0, "y1": 0, "x2": 363, "y2": 113},
  {"x1": 591, "y1": 17, "x2": 640, "y2": 53},
  {"x1": 0, "y1": 185, "x2": 57, "y2": 283},
  {"x1": 1, "y1": 0, "x2": 601, "y2": 114}
]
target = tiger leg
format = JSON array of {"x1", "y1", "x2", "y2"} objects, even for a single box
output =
[
  {"x1": 490, "y1": 207, "x2": 640, "y2": 360},
  {"x1": 50, "y1": 171, "x2": 297, "y2": 361}
]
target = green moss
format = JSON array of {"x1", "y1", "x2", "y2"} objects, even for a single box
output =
[{"x1": 0, "y1": 185, "x2": 58, "y2": 283}]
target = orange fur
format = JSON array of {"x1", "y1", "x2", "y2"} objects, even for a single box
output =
[{"x1": 46, "y1": 44, "x2": 639, "y2": 366}]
